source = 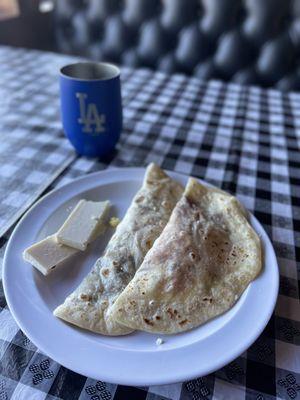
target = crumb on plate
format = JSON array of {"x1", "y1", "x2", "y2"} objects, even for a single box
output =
[{"x1": 156, "y1": 338, "x2": 164, "y2": 346}]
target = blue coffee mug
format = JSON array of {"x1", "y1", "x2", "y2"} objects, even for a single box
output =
[{"x1": 60, "y1": 62, "x2": 122, "y2": 157}]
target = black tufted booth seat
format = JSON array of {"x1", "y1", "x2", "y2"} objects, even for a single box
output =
[{"x1": 54, "y1": 0, "x2": 300, "y2": 91}]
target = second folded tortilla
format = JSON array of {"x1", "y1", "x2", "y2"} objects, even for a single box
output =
[
  {"x1": 54, "y1": 163, "x2": 183, "y2": 335},
  {"x1": 111, "y1": 178, "x2": 262, "y2": 334}
]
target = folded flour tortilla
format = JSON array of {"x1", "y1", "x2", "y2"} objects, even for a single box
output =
[
  {"x1": 111, "y1": 178, "x2": 262, "y2": 334},
  {"x1": 53, "y1": 163, "x2": 183, "y2": 335}
]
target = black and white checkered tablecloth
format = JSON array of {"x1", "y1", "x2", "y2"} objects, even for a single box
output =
[{"x1": 0, "y1": 46, "x2": 299, "y2": 400}]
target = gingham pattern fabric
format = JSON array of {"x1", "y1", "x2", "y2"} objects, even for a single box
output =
[
  {"x1": 0, "y1": 46, "x2": 299, "y2": 400},
  {"x1": 0, "y1": 47, "x2": 77, "y2": 238}
]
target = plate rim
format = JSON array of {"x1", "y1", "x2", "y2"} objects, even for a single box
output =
[{"x1": 3, "y1": 167, "x2": 279, "y2": 385}]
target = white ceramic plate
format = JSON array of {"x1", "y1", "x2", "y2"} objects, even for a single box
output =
[{"x1": 3, "y1": 168, "x2": 279, "y2": 386}]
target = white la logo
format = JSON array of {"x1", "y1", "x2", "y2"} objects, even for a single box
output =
[{"x1": 76, "y1": 92, "x2": 106, "y2": 134}]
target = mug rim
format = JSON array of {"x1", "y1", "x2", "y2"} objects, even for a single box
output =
[{"x1": 60, "y1": 61, "x2": 120, "y2": 81}]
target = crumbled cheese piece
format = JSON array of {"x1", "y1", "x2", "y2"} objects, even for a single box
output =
[
  {"x1": 109, "y1": 217, "x2": 120, "y2": 228},
  {"x1": 156, "y1": 338, "x2": 164, "y2": 346}
]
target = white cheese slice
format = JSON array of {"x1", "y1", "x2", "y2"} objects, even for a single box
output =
[
  {"x1": 23, "y1": 235, "x2": 78, "y2": 275},
  {"x1": 56, "y1": 200, "x2": 110, "y2": 250}
]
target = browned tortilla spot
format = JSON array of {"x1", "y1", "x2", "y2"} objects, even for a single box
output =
[
  {"x1": 167, "y1": 308, "x2": 175, "y2": 318},
  {"x1": 102, "y1": 269, "x2": 110, "y2": 276},
  {"x1": 144, "y1": 318, "x2": 154, "y2": 326},
  {"x1": 203, "y1": 297, "x2": 213, "y2": 303},
  {"x1": 146, "y1": 240, "x2": 152, "y2": 249},
  {"x1": 135, "y1": 196, "x2": 144, "y2": 203},
  {"x1": 80, "y1": 294, "x2": 92, "y2": 301},
  {"x1": 179, "y1": 319, "x2": 188, "y2": 325}
]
